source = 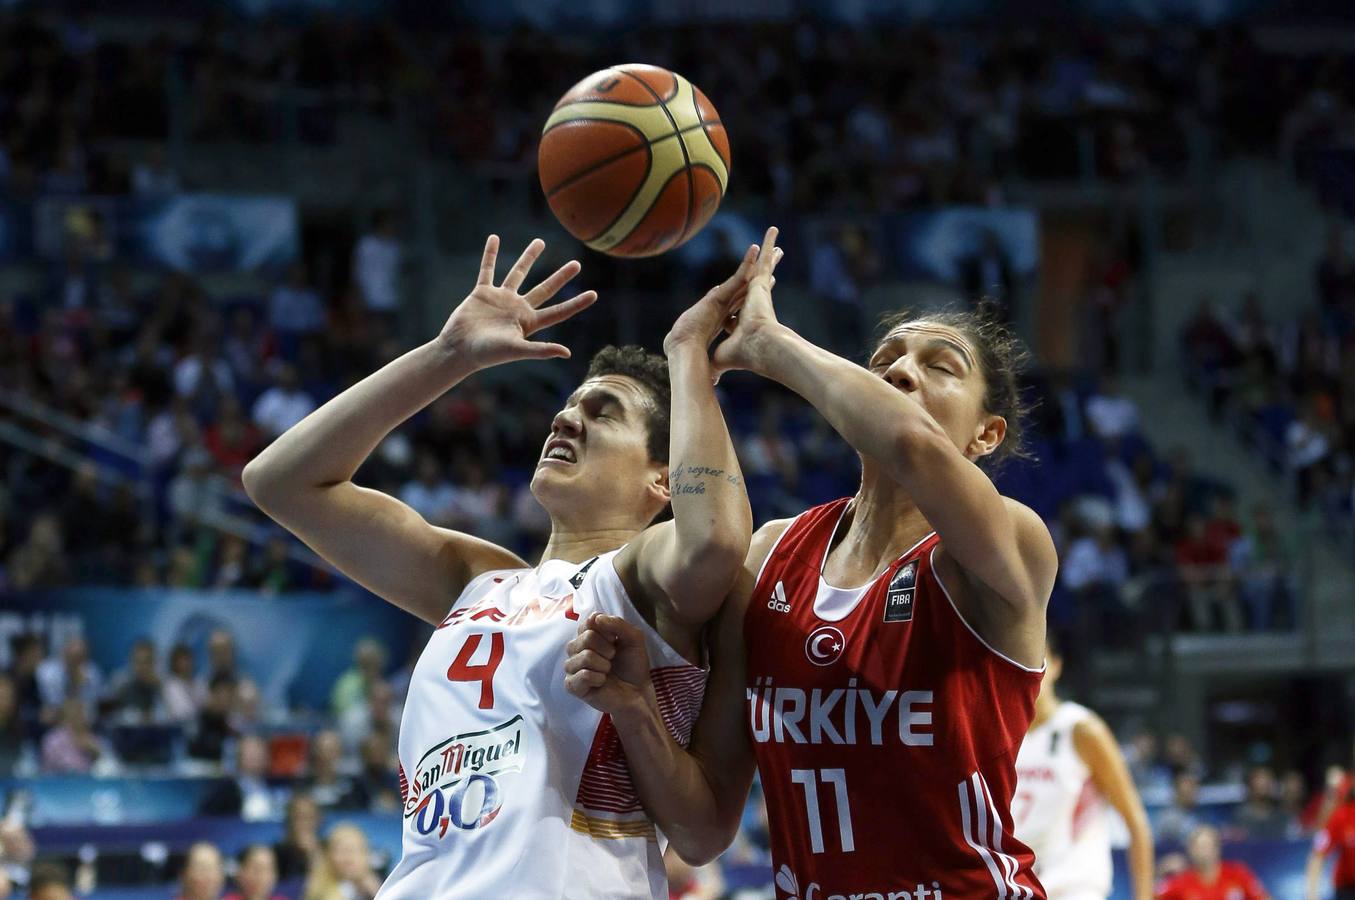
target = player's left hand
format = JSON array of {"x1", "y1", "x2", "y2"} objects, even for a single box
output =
[
  {"x1": 662, "y1": 240, "x2": 775, "y2": 356},
  {"x1": 564, "y1": 613, "x2": 658, "y2": 723},
  {"x1": 711, "y1": 226, "x2": 785, "y2": 376}
]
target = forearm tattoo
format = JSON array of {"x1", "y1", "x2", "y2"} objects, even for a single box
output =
[{"x1": 670, "y1": 463, "x2": 743, "y2": 496}]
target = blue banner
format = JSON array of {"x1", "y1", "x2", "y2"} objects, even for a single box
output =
[
  {"x1": 884, "y1": 207, "x2": 1040, "y2": 284},
  {"x1": 0, "y1": 589, "x2": 423, "y2": 712},
  {"x1": 133, "y1": 194, "x2": 299, "y2": 273}
]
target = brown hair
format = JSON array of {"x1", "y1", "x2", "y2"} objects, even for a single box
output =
[
  {"x1": 585, "y1": 345, "x2": 671, "y2": 464},
  {"x1": 874, "y1": 300, "x2": 1034, "y2": 470}
]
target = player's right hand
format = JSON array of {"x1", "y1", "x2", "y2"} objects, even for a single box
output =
[
  {"x1": 439, "y1": 235, "x2": 598, "y2": 367},
  {"x1": 564, "y1": 612, "x2": 658, "y2": 722}
]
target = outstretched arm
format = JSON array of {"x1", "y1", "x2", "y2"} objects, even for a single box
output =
[
  {"x1": 243, "y1": 237, "x2": 596, "y2": 623},
  {"x1": 1076, "y1": 716, "x2": 1154, "y2": 900},
  {"x1": 712, "y1": 228, "x2": 1055, "y2": 619},
  {"x1": 618, "y1": 239, "x2": 776, "y2": 624}
]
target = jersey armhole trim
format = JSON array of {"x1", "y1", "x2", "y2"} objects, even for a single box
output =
[
  {"x1": 752, "y1": 513, "x2": 804, "y2": 586},
  {"x1": 602, "y1": 552, "x2": 710, "y2": 676},
  {"x1": 929, "y1": 546, "x2": 1046, "y2": 675}
]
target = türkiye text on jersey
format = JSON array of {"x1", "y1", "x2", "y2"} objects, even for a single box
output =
[{"x1": 748, "y1": 677, "x2": 935, "y2": 746}]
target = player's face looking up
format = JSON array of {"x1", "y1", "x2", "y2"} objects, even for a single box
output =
[
  {"x1": 531, "y1": 374, "x2": 670, "y2": 526},
  {"x1": 867, "y1": 321, "x2": 1006, "y2": 463}
]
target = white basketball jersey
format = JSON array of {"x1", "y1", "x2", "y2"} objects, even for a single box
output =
[
  {"x1": 1013, "y1": 701, "x2": 1111, "y2": 900},
  {"x1": 377, "y1": 550, "x2": 706, "y2": 900}
]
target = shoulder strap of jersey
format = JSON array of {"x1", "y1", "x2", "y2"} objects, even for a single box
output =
[{"x1": 753, "y1": 497, "x2": 854, "y2": 588}]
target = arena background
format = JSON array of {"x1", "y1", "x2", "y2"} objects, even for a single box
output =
[{"x1": 1, "y1": 0, "x2": 1354, "y2": 896}]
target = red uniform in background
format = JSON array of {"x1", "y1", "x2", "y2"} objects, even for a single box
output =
[
  {"x1": 746, "y1": 499, "x2": 1046, "y2": 900},
  {"x1": 1156, "y1": 861, "x2": 1267, "y2": 900},
  {"x1": 1316, "y1": 800, "x2": 1355, "y2": 894}
]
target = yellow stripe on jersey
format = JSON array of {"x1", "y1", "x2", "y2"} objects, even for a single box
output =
[{"x1": 569, "y1": 809, "x2": 658, "y2": 842}]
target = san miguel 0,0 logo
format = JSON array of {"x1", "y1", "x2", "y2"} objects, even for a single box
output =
[{"x1": 403, "y1": 715, "x2": 526, "y2": 839}]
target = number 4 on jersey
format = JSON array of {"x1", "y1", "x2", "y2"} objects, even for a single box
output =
[{"x1": 447, "y1": 632, "x2": 506, "y2": 709}]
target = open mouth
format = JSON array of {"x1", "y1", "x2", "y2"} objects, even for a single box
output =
[{"x1": 540, "y1": 439, "x2": 578, "y2": 466}]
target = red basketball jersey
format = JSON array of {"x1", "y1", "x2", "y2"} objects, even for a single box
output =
[{"x1": 746, "y1": 498, "x2": 1046, "y2": 900}]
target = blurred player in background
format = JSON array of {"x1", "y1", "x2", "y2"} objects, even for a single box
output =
[
  {"x1": 1158, "y1": 826, "x2": 1268, "y2": 900},
  {"x1": 1013, "y1": 632, "x2": 1153, "y2": 900},
  {"x1": 245, "y1": 235, "x2": 770, "y2": 898},
  {"x1": 567, "y1": 228, "x2": 1057, "y2": 898},
  {"x1": 1307, "y1": 775, "x2": 1355, "y2": 900}
]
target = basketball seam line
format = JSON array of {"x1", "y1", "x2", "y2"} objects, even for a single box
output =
[
  {"x1": 680, "y1": 86, "x2": 713, "y2": 244},
  {"x1": 618, "y1": 68, "x2": 693, "y2": 251},
  {"x1": 543, "y1": 138, "x2": 652, "y2": 201}
]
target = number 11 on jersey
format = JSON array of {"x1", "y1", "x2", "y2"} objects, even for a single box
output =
[{"x1": 791, "y1": 768, "x2": 855, "y2": 854}]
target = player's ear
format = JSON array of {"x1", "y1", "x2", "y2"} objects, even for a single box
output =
[
  {"x1": 649, "y1": 463, "x2": 671, "y2": 507},
  {"x1": 968, "y1": 414, "x2": 1006, "y2": 460}
]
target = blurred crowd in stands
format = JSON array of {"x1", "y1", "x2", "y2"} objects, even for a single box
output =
[
  {"x1": 1181, "y1": 223, "x2": 1355, "y2": 533},
  {"x1": 2, "y1": 13, "x2": 1355, "y2": 206}
]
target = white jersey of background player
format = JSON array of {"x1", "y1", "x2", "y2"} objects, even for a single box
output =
[
  {"x1": 246, "y1": 234, "x2": 781, "y2": 897},
  {"x1": 1013, "y1": 635, "x2": 1154, "y2": 900}
]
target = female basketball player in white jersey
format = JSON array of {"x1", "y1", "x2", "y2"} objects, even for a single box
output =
[
  {"x1": 567, "y1": 227, "x2": 1059, "y2": 898},
  {"x1": 244, "y1": 233, "x2": 779, "y2": 899},
  {"x1": 1012, "y1": 632, "x2": 1153, "y2": 900}
]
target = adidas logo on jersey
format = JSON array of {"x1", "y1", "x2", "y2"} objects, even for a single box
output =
[{"x1": 768, "y1": 581, "x2": 792, "y2": 613}]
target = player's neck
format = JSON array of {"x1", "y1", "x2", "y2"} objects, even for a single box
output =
[
  {"x1": 1195, "y1": 862, "x2": 1220, "y2": 884},
  {"x1": 835, "y1": 473, "x2": 934, "y2": 568},
  {"x1": 539, "y1": 525, "x2": 640, "y2": 565}
]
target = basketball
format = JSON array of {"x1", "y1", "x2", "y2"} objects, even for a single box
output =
[{"x1": 538, "y1": 64, "x2": 730, "y2": 258}]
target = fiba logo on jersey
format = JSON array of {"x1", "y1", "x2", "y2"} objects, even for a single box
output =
[
  {"x1": 805, "y1": 625, "x2": 846, "y2": 666},
  {"x1": 883, "y1": 561, "x2": 917, "y2": 624}
]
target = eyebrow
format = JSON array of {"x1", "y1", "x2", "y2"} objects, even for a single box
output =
[
  {"x1": 567, "y1": 387, "x2": 629, "y2": 416},
  {"x1": 874, "y1": 331, "x2": 977, "y2": 371}
]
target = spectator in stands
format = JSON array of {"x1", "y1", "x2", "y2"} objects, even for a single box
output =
[
  {"x1": 269, "y1": 263, "x2": 327, "y2": 346},
  {"x1": 331, "y1": 638, "x2": 387, "y2": 720},
  {"x1": 213, "y1": 535, "x2": 252, "y2": 589},
  {"x1": 355, "y1": 732, "x2": 399, "y2": 813},
  {"x1": 202, "y1": 630, "x2": 240, "y2": 686},
  {"x1": 163, "y1": 642, "x2": 203, "y2": 724},
  {"x1": 205, "y1": 397, "x2": 263, "y2": 482},
  {"x1": 0, "y1": 675, "x2": 23, "y2": 774},
  {"x1": 1280, "y1": 769, "x2": 1310, "y2": 836},
  {"x1": 353, "y1": 210, "x2": 402, "y2": 324},
  {"x1": 36, "y1": 636, "x2": 102, "y2": 722},
  {"x1": 302, "y1": 823, "x2": 380, "y2": 900},
  {"x1": 1229, "y1": 503, "x2": 1296, "y2": 630},
  {"x1": 9, "y1": 634, "x2": 45, "y2": 741},
  {"x1": 1124, "y1": 728, "x2": 1171, "y2": 794},
  {"x1": 275, "y1": 794, "x2": 322, "y2": 881},
  {"x1": 1307, "y1": 776, "x2": 1355, "y2": 900},
  {"x1": 187, "y1": 674, "x2": 238, "y2": 763},
  {"x1": 252, "y1": 364, "x2": 317, "y2": 441},
  {"x1": 1286, "y1": 396, "x2": 1333, "y2": 507},
  {"x1": 304, "y1": 729, "x2": 368, "y2": 811},
  {"x1": 1156, "y1": 771, "x2": 1205, "y2": 847},
  {"x1": 1175, "y1": 515, "x2": 1242, "y2": 632},
  {"x1": 26, "y1": 863, "x2": 74, "y2": 900},
  {"x1": 225, "y1": 845, "x2": 283, "y2": 900},
  {"x1": 397, "y1": 453, "x2": 456, "y2": 526},
  {"x1": 177, "y1": 841, "x2": 226, "y2": 900},
  {"x1": 339, "y1": 679, "x2": 398, "y2": 754},
  {"x1": 1230, "y1": 765, "x2": 1290, "y2": 839},
  {"x1": 40, "y1": 698, "x2": 109, "y2": 774},
  {"x1": 958, "y1": 229, "x2": 1017, "y2": 323},
  {"x1": 1085, "y1": 374, "x2": 1141, "y2": 441},
  {"x1": 201, "y1": 734, "x2": 281, "y2": 821},
  {"x1": 4, "y1": 512, "x2": 70, "y2": 591},
  {"x1": 1158, "y1": 825, "x2": 1269, "y2": 900},
  {"x1": 251, "y1": 535, "x2": 298, "y2": 594},
  {"x1": 104, "y1": 637, "x2": 162, "y2": 723},
  {"x1": 167, "y1": 446, "x2": 225, "y2": 542},
  {"x1": 174, "y1": 330, "x2": 236, "y2": 419},
  {"x1": 1061, "y1": 518, "x2": 1130, "y2": 645}
]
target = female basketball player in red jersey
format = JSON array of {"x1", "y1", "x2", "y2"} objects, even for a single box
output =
[{"x1": 567, "y1": 227, "x2": 1058, "y2": 899}]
